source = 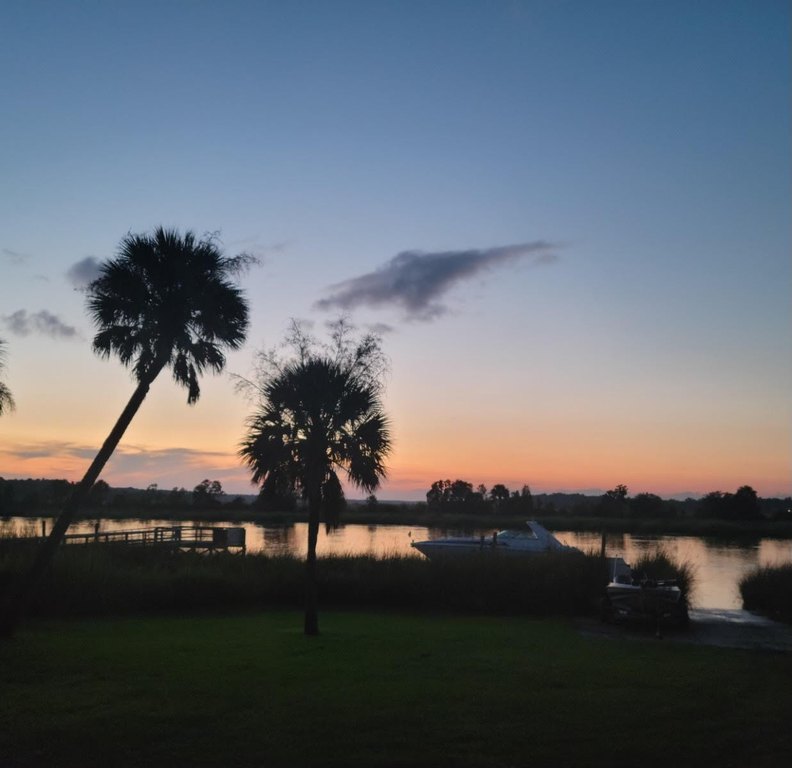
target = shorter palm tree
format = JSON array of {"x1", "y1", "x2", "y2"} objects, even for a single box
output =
[
  {"x1": 240, "y1": 354, "x2": 391, "y2": 635},
  {"x1": 0, "y1": 338, "x2": 15, "y2": 416}
]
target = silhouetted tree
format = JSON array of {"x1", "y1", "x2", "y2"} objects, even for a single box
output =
[
  {"x1": 696, "y1": 487, "x2": 762, "y2": 520},
  {"x1": 698, "y1": 490, "x2": 728, "y2": 519},
  {"x1": 599, "y1": 484, "x2": 630, "y2": 518},
  {"x1": 0, "y1": 478, "x2": 15, "y2": 515},
  {"x1": 489, "y1": 484, "x2": 510, "y2": 504},
  {"x1": 226, "y1": 495, "x2": 248, "y2": 510},
  {"x1": 167, "y1": 487, "x2": 191, "y2": 509},
  {"x1": 239, "y1": 327, "x2": 390, "y2": 636},
  {"x1": 1, "y1": 227, "x2": 250, "y2": 637},
  {"x1": 87, "y1": 479, "x2": 110, "y2": 508},
  {"x1": 733, "y1": 485, "x2": 761, "y2": 520},
  {"x1": 519, "y1": 484, "x2": 535, "y2": 516},
  {"x1": 427, "y1": 479, "x2": 452, "y2": 508},
  {"x1": 449, "y1": 479, "x2": 474, "y2": 504},
  {"x1": 610, "y1": 484, "x2": 629, "y2": 500},
  {"x1": 0, "y1": 339, "x2": 15, "y2": 416},
  {"x1": 427, "y1": 479, "x2": 537, "y2": 515},
  {"x1": 193, "y1": 478, "x2": 224, "y2": 507},
  {"x1": 629, "y1": 492, "x2": 666, "y2": 519},
  {"x1": 255, "y1": 472, "x2": 299, "y2": 512}
]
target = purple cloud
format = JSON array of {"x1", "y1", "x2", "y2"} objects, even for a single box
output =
[
  {"x1": 315, "y1": 241, "x2": 558, "y2": 321},
  {"x1": 2, "y1": 309, "x2": 79, "y2": 339},
  {"x1": 66, "y1": 256, "x2": 102, "y2": 288}
]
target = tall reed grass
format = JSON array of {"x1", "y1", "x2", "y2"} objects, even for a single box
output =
[
  {"x1": 740, "y1": 563, "x2": 792, "y2": 623},
  {"x1": 0, "y1": 543, "x2": 695, "y2": 619},
  {"x1": 629, "y1": 548, "x2": 696, "y2": 601}
]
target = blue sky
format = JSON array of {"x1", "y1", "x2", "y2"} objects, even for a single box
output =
[{"x1": 0, "y1": 0, "x2": 789, "y2": 499}]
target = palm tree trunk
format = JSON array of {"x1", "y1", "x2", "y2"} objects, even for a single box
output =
[
  {"x1": 303, "y1": 485, "x2": 321, "y2": 636},
  {"x1": 0, "y1": 366, "x2": 163, "y2": 638}
]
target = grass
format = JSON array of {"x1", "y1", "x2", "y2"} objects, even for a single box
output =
[
  {"x1": 740, "y1": 563, "x2": 792, "y2": 623},
  {"x1": 630, "y1": 548, "x2": 696, "y2": 599},
  {"x1": 1, "y1": 610, "x2": 790, "y2": 767},
  {"x1": 1, "y1": 545, "x2": 694, "y2": 620}
]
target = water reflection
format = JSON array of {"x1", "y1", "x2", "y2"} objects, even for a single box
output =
[
  {"x1": 5, "y1": 517, "x2": 791, "y2": 610},
  {"x1": 556, "y1": 531, "x2": 792, "y2": 610}
]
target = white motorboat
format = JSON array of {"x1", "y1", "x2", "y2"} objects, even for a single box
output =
[{"x1": 410, "y1": 520, "x2": 578, "y2": 560}]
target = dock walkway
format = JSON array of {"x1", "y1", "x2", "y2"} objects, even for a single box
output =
[{"x1": 5, "y1": 525, "x2": 246, "y2": 553}]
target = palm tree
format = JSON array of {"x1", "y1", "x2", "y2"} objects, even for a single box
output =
[
  {"x1": 0, "y1": 338, "x2": 14, "y2": 416},
  {"x1": 240, "y1": 355, "x2": 391, "y2": 635},
  {"x1": 1, "y1": 227, "x2": 250, "y2": 636}
]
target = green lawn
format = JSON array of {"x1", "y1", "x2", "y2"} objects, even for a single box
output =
[{"x1": 2, "y1": 611, "x2": 790, "y2": 767}]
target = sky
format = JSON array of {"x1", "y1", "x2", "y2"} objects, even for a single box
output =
[{"x1": 0, "y1": 0, "x2": 789, "y2": 501}]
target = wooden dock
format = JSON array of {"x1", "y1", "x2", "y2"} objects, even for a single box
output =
[{"x1": 6, "y1": 525, "x2": 246, "y2": 553}]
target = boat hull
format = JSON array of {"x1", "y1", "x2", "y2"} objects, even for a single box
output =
[
  {"x1": 410, "y1": 540, "x2": 556, "y2": 558},
  {"x1": 411, "y1": 521, "x2": 578, "y2": 560}
]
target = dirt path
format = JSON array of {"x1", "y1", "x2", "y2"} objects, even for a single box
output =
[{"x1": 576, "y1": 609, "x2": 792, "y2": 652}]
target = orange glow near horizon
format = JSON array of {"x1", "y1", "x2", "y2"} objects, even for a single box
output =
[
  {"x1": 1, "y1": 384, "x2": 789, "y2": 499},
  {"x1": 1, "y1": 446, "x2": 789, "y2": 500}
]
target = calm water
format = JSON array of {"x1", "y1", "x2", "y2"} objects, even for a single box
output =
[{"x1": 5, "y1": 517, "x2": 791, "y2": 610}]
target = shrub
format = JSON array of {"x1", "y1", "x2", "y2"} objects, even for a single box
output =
[
  {"x1": 740, "y1": 563, "x2": 792, "y2": 623},
  {"x1": 630, "y1": 548, "x2": 696, "y2": 602}
]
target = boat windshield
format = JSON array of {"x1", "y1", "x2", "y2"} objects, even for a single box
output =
[{"x1": 496, "y1": 530, "x2": 538, "y2": 540}]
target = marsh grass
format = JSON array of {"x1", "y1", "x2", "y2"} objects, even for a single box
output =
[
  {"x1": 740, "y1": 563, "x2": 792, "y2": 623},
  {"x1": 0, "y1": 518, "x2": 38, "y2": 539},
  {"x1": 630, "y1": 548, "x2": 696, "y2": 601},
  {"x1": 0, "y1": 545, "x2": 612, "y2": 619},
  {"x1": 1, "y1": 539, "x2": 696, "y2": 620}
]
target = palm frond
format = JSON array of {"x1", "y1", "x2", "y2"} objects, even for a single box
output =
[
  {"x1": 86, "y1": 227, "x2": 250, "y2": 402},
  {"x1": 0, "y1": 382, "x2": 14, "y2": 415},
  {"x1": 240, "y1": 354, "x2": 391, "y2": 508},
  {"x1": 0, "y1": 339, "x2": 15, "y2": 416}
]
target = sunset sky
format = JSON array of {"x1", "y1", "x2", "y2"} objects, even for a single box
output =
[{"x1": 1, "y1": 0, "x2": 789, "y2": 500}]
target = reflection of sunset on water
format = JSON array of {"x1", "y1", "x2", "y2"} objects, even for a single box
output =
[
  {"x1": 247, "y1": 523, "x2": 434, "y2": 558},
  {"x1": 558, "y1": 532, "x2": 792, "y2": 610}
]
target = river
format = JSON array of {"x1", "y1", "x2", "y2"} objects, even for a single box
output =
[{"x1": 4, "y1": 517, "x2": 791, "y2": 610}]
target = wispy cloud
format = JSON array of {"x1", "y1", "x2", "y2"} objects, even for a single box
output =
[
  {"x1": 315, "y1": 242, "x2": 558, "y2": 321},
  {"x1": 99, "y1": 444, "x2": 241, "y2": 488},
  {"x1": 0, "y1": 441, "x2": 249, "y2": 491},
  {"x1": 2, "y1": 309, "x2": 79, "y2": 339},
  {"x1": 2, "y1": 247, "x2": 30, "y2": 265},
  {"x1": 367, "y1": 322, "x2": 395, "y2": 335},
  {"x1": 66, "y1": 256, "x2": 102, "y2": 288},
  {"x1": 3, "y1": 441, "x2": 83, "y2": 460}
]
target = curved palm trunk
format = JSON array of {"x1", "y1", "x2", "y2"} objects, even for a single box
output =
[
  {"x1": 0, "y1": 365, "x2": 164, "y2": 637},
  {"x1": 304, "y1": 484, "x2": 321, "y2": 636}
]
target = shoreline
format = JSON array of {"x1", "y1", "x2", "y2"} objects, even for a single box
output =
[{"x1": 6, "y1": 507, "x2": 792, "y2": 539}]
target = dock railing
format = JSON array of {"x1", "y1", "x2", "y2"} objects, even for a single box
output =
[{"x1": 7, "y1": 525, "x2": 246, "y2": 552}]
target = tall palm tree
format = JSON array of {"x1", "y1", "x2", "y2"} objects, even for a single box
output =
[
  {"x1": 1, "y1": 227, "x2": 250, "y2": 636},
  {"x1": 240, "y1": 356, "x2": 391, "y2": 635},
  {"x1": 0, "y1": 338, "x2": 14, "y2": 416}
]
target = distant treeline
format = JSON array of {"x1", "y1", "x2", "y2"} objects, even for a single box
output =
[
  {"x1": 1, "y1": 476, "x2": 790, "y2": 523},
  {"x1": 0, "y1": 477, "x2": 252, "y2": 515},
  {"x1": 423, "y1": 479, "x2": 791, "y2": 522}
]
